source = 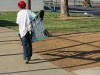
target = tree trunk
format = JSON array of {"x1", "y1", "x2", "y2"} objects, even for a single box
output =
[
  {"x1": 25, "y1": 0, "x2": 31, "y2": 9},
  {"x1": 60, "y1": 0, "x2": 69, "y2": 18},
  {"x1": 50, "y1": 0, "x2": 52, "y2": 2},
  {"x1": 82, "y1": 0, "x2": 91, "y2": 7}
]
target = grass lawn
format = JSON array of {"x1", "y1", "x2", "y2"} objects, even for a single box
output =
[{"x1": 0, "y1": 11, "x2": 100, "y2": 32}]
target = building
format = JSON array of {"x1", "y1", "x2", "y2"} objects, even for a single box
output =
[{"x1": 0, "y1": 0, "x2": 43, "y2": 11}]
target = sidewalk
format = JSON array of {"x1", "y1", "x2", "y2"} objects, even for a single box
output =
[{"x1": 0, "y1": 27, "x2": 75, "y2": 75}]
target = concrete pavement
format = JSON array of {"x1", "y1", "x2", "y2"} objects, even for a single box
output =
[
  {"x1": 0, "y1": 27, "x2": 75, "y2": 75},
  {"x1": 1, "y1": 27, "x2": 100, "y2": 75},
  {"x1": 73, "y1": 67, "x2": 100, "y2": 75}
]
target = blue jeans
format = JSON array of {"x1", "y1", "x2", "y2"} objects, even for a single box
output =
[{"x1": 21, "y1": 31, "x2": 32, "y2": 60}]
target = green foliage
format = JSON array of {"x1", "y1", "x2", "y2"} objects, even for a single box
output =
[
  {"x1": 0, "y1": 11, "x2": 100, "y2": 32},
  {"x1": 44, "y1": 12, "x2": 100, "y2": 32},
  {"x1": 0, "y1": 11, "x2": 18, "y2": 31}
]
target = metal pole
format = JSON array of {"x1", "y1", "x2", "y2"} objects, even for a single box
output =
[
  {"x1": 56, "y1": 0, "x2": 57, "y2": 4},
  {"x1": 74, "y1": 0, "x2": 75, "y2": 6},
  {"x1": 25, "y1": 0, "x2": 31, "y2": 9},
  {"x1": 79, "y1": 1, "x2": 80, "y2": 5},
  {"x1": 29, "y1": 0, "x2": 31, "y2": 9}
]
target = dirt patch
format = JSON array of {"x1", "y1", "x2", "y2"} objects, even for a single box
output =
[{"x1": 32, "y1": 31, "x2": 100, "y2": 72}]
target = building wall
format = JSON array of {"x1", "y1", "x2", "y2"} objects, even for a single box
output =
[
  {"x1": 31, "y1": 0, "x2": 43, "y2": 11},
  {"x1": 44, "y1": 0, "x2": 100, "y2": 2},
  {"x1": 0, "y1": 0, "x2": 43, "y2": 11}
]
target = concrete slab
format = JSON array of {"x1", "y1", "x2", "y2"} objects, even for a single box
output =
[
  {"x1": 0, "y1": 27, "x2": 75, "y2": 75},
  {"x1": 0, "y1": 53, "x2": 75, "y2": 75},
  {"x1": 73, "y1": 67, "x2": 100, "y2": 75}
]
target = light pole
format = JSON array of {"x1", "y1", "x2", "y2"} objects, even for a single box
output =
[
  {"x1": 25, "y1": 0, "x2": 31, "y2": 9},
  {"x1": 74, "y1": 0, "x2": 75, "y2": 6}
]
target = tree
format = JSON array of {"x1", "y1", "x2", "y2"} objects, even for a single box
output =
[
  {"x1": 25, "y1": 0, "x2": 31, "y2": 9},
  {"x1": 60, "y1": 0, "x2": 69, "y2": 18},
  {"x1": 50, "y1": 0, "x2": 52, "y2": 2},
  {"x1": 82, "y1": 0, "x2": 91, "y2": 7}
]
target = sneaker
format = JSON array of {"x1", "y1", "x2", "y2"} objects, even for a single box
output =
[
  {"x1": 25, "y1": 59, "x2": 29, "y2": 64},
  {"x1": 25, "y1": 58, "x2": 29, "y2": 64}
]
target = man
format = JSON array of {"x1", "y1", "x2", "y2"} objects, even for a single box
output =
[{"x1": 16, "y1": 1, "x2": 36, "y2": 64}]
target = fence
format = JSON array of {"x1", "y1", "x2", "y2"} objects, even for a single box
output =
[{"x1": 43, "y1": 0, "x2": 100, "y2": 7}]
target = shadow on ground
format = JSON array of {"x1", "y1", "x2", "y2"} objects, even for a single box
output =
[
  {"x1": 33, "y1": 31, "x2": 100, "y2": 71},
  {"x1": 0, "y1": 20, "x2": 17, "y2": 27}
]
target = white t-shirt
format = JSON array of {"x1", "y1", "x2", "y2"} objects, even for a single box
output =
[{"x1": 16, "y1": 9, "x2": 36, "y2": 38}]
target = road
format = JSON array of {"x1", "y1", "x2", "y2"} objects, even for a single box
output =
[
  {"x1": 69, "y1": 5, "x2": 100, "y2": 16},
  {"x1": 44, "y1": 5, "x2": 100, "y2": 16}
]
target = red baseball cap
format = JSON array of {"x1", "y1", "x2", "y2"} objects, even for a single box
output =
[{"x1": 18, "y1": 1, "x2": 26, "y2": 8}]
